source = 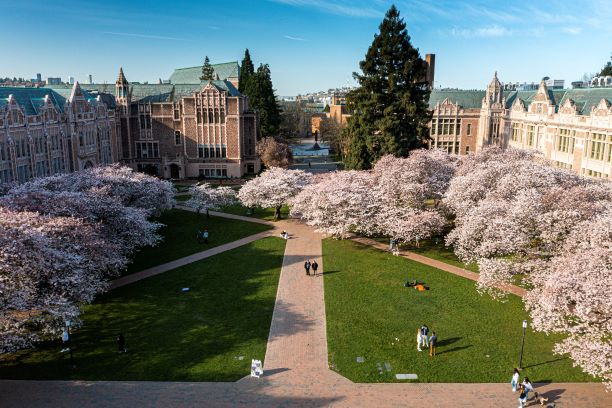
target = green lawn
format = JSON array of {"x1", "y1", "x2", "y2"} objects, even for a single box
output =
[
  {"x1": 221, "y1": 203, "x2": 290, "y2": 221},
  {"x1": 0, "y1": 238, "x2": 286, "y2": 381},
  {"x1": 174, "y1": 194, "x2": 192, "y2": 202},
  {"x1": 125, "y1": 209, "x2": 271, "y2": 274},
  {"x1": 323, "y1": 239, "x2": 592, "y2": 383},
  {"x1": 373, "y1": 237, "x2": 479, "y2": 272}
]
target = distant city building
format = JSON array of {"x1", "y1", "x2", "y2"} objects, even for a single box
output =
[
  {"x1": 428, "y1": 72, "x2": 612, "y2": 179},
  {"x1": 68, "y1": 76, "x2": 75, "y2": 85},
  {"x1": 46, "y1": 77, "x2": 62, "y2": 85},
  {"x1": 88, "y1": 74, "x2": 93, "y2": 85},
  {"x1": 35, "y1": 73, "x2": 42, "y2": 83},
  {"x1": 0, "y1": 83, "x2": 119, "y2": 184},
  {"x1": 591, "y1": 75, "x2": 612, "y2": 88}
]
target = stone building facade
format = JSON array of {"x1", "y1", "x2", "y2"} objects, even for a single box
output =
[
  {"x1": 47, "y1": 65, "x2": 260, "y2": 180},
  {"x1": 429, "y1": 73, "x2": 612, "y2": 179},
  {"x1": 0, "y1": 84, "x2": 118, "y2": 184}
]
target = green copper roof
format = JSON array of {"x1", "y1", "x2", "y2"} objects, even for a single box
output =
[
  {"x1": 558, "y1": 88, "x2": 612, "y2": 115},
  {"x1": 169, "y1": 61, "x2": 240, "y2": 84},
  {"x1": 428, "y1": 90, "x2": 486, "y2": 109},
  {"x1": 0, "y1": 86, "x2": 96, "y2": 115},
  {"x1": 48, "y1": 80, "x2": 242, "y2": 104}
]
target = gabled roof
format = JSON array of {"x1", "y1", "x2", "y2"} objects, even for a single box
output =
[
  {"x1": 0, "y1": 86, "x2": 97, "y2": 115},
  {"x1": 428, "y1": 90, "x2": 485, "y2": 109},
  {"x1": 168, "y1": 61, "x2": 240, "y2": 84},
  {"x1": 51, "y1": 80, "x2": 242, "y2": 104}
]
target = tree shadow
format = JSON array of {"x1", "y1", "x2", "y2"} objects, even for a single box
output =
[
  {"x1": 538, "y1": 388, "x2": 565, "y2": 403},
  {"x1": 321, "y1": 270, "x2": 341, "y2": 276},
  {"x1": 266, "y1": 299, "x2": 315, "y2": 342}
]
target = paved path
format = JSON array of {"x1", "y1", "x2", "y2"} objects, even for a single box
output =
[
  {"x1": 350, "y1": 235, "x2": 527, "y2": 297},
  {"x1": 2, "y1": 213, "x2": 610, "y2": 407}
]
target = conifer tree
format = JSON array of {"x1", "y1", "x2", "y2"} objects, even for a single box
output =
[
  {"x1": 344, "y1": 5, "x2": 431, "y2": 170},
  {"x1": 245, "y1": 64, "x2": 281, "y2": 137},
  {"x1": 239, "y1": 49, "x2": 255, "y2": 93},
  {"x1": 600, "y1": 54, "x2": 612, "y2": 76},
  {"x1": 200, "y1": 56, "x2": 215, "y2": 81}
]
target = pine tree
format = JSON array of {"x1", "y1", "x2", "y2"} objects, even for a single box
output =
[
  {"x1": 244, "y1": 64, "x2": 281, "y2": 137},
  {"x1": 600, "y1": 54, "x2": 612, "y2": 76},
  {"x1": 239, "y1": 49, "x2": 255, "y2": 93},
  {"x1": 200, "y1": 56, "x2": 215, "y2": 81},
  {"x1": 344, "y1": 5, "x2": 431, "y2": 170}
]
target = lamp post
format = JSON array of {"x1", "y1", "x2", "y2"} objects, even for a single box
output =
[
  {"x1": 518, "y1": 319, "x2": 528, "y2": 369},
  {"x1": 65, "y1": 320, "x2": 75, "y2": 369}
]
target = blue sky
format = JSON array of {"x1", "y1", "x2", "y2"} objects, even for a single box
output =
[{"x1": 1, "y1": 0, "x2": 610, "y2": 95}]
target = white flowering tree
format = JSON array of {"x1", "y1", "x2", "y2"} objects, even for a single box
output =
[
  {"x1": 0, "y1": 165, "x2": 175, "y2": 352},
  {"x1": 238, "y1": 167, "x2": 312, "y2": 219},
  {"x1": 290, "y1": 170, "x2": 379, "y2": 237},
  {"x1": 444, "y1": 147, "x2": 612, "y2": 388},
  {"x1": 0, "y1": 208, "x2": 122, "y2": 352},
  {"x1": 186, "y1": 184, "x2": 236, "y2": 215}
]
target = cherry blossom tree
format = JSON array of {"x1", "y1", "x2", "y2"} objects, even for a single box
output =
[
  {"x1": 186, "y1": 183, "x2": 236, "y2": 215},
  {"x1": 290, "y1": 170, "x2": 379, "y2": 237},
  {"x1": 256, "y1": 137, "x2": 293, "y2": 168},
  {"x1": 444, "y1": 147, "x2": 612, "y2": 388},
  {"x1": 0, "y1": 207, "x2": 123, "y2": 352},
  {"x1": 238, "y1": 167, "x2": 312, "y2": 219}
]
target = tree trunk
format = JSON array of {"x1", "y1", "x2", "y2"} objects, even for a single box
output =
[{"x1": 275, "y1": 205, "x2": 281, "y2": 220}]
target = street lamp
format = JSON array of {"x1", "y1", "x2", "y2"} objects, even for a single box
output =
[
  {"x1": 65, "y1": 320, "x2": 75, "y2": 369},
  {"x1": 518, "y1": 320, "x2": 528, "y2": 369}
]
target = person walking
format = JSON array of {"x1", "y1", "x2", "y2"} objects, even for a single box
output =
[
  {"x1": 416, "y1": 328, "x2": 423, "y2": 352},
  {"x1": 522, "y1": 377, "x2": 534, "y2": 400},
  {"x1": 420, "y1": 324, "x2": 429, "y2": 349},
  {"x1": 203, "y1": 229, "x2": 209, "y2": 244},
  {"x1": 312, "y1": 260, "x2": 319, "y2": 276},
  {"x1": 304, "y1": 260, "x2": 311, "y2": 276},
  {"x1": 428, "y1": 332, "x2": 437, "y2": 357},
  {"x1": 517, "y1": 383, "x2": 528, "y2": 408},
  {"x1": 511, "y1": 368, "x2": 520, "y2": 392}
]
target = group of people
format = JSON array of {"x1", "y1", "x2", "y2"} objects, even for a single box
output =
[
  {"x1": 511, "y1": 368, "x2": 548, "y2": 407},
  {"x1": 304, "y1": 259, "x2": 319, "y2": 276},
  {"x1": 389, "y1": 238, "x2": 400, "y2": 256},
  {"x1": 280, "y1": 230, "x2": 289, "y2": 239},
  {"x1": 197, "y1": 228, "x2": 209, "y2": 244},
  {"x1": 416, "y1": 324, "x2": 437, "y2": 356}
]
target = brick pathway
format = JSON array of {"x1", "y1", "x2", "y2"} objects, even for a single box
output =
[
  {"x1": 350, "y1": 235, "x2": 527, "y2": 297},
  {"x1": 1, "y1": 214, "x2": 610, "y2": 407}
]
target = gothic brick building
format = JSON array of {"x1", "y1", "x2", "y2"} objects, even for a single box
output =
[
  {"x1": 44, "y1": 63, "x2": 259, "y2": 180},
  {"x1": 429, "y1": 73, "x2": 612, "y2": 179},
  {"x1": 0, "y1": 84, "x2": 118, "y2": 184}
]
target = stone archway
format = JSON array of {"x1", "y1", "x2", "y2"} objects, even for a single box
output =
[{"x1": 83, "y1": 160, "x2": 94, "y2": 169}]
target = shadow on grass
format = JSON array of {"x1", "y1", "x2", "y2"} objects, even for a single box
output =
[
  {"x1": 437, "y1": 337, "x2": 462, "y2": 347},
  {"x1": 437, "y1": 345, "x2": 473, "y2": 355},
  {"x1": 0, "y1": 238, "x2": 289, "y2": 382},
  {"x1": 523, "y1": 357, "x2": 568, "y2": 369}
]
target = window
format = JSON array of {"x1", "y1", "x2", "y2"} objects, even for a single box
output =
[
  {"x1": 139, "y1": 113, "x2": 151, "y2": 129},
  {"x1": 198, "y1": 145, "x2": 204, "y2": 158},
  {"x1": 221, "y1": 146, "x2": 227, "y2": 158},
  {"x1": 465, "y1": 146, "x2": 470, "y2": 154},
  {"x1": 455, "y1": 119, "x2": 461, "y2": 135},
  {"x1": 197, "y1": 110, "x2": 202, "y2": 123},
  {"x1": 526, "y1": 125, "x2": 535, "y2": 147},
  {"x1": 511, "y1": 123, "x2": 522, "y2": 142},
  {"x1": 216, "y1": 146, "x2": 221, "y2": 158},
  {"x1": 175, "y1": 130, "x2": 181, "y2": 145},
  {"x1": 466, "y1": 123, "x2": 472, "y2": 136},
  {"x1": 557, "y1": 129, "x2": 575, "y2": 153},
  {"x1": 220, "y1": 111, "x2": 225, "y2": 122},
  {"x1": 437, "y1": 141, "x2": 459, "y2": 154},
  {"x1": 174, "y1": 106, "x2": 180, "y2": 120},
  {"x1": 588, "y1": 133, "x2": 610, "y2": 162},
  {"x1": 136, "y1": 142, "x2": 160, "y2": 159}
]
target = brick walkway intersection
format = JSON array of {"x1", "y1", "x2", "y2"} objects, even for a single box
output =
[{"x1": 0, "y1": 211, "x2": 610, "y2": 407}]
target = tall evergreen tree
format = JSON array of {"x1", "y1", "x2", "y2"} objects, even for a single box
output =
[
  {"x1": 239, "y1": 49, "x2": 255, "y2": 93},
  {"x1": 245, "y1": 64, "x2": 281, "y2": 137},
  {"x1": 344, "y1": 5, "x2": 431, "y2": 170},
  {"x1": 600, "y1": 54, "x2": 612, "y2": 76},
  {"x1": 200, "y1": 56, "x2": 215, "y2": 81}
]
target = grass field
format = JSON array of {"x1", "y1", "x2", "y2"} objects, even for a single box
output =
[
  {"x1": 0, "y1": 238, "x2": 286, "y2": 381},
  {"x1": 221, "y1": 203, "x2": 290, "y2": 221},
  {"x1": 323, "y1": 238, "x2": 592, "y2": 383},
  {"x1": 124, "y1": 209, "x2": 271, "y2": 274}
]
